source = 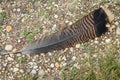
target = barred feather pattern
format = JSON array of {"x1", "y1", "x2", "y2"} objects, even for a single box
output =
[{"x1": 21, "y1": 7, "x2": 114, "y2": 54}]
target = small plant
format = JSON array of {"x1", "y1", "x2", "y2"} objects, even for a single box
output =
[
  {"x1": 99, "y1": 0, "x2": 108, "y2": 5},
  {"x1": 47, "y1": 1, "x2": 55, "y2": 9},
  {"x1": 19, "y1": 57, "x2": 27, "y2": 63},
  {"x1": 0, "y1": 12, "x2": 5, "y2": 20},
  {"x1": 0, "y1": 12, "x2": 5, "y2": 25},
  {"x1": 61, "y1": 66, "x2": 81, "y2": 80},
  {"x1": 38, "y1": 10, "x2": 51, "y2": 19},
  {"x1": 68, "y1": 0, "x2": 78, "y2": 14},
  {"x1": 115, "y1": 0, "x2": 120, "y2": 5},
  {"x1": 22, "y1": 28, "x2": 39, "y2": 42},
  {"x1": 0, "y1": 27, "x2": 2, "y2": 34},
  {"x1": 61, "y1": 44, "x2": 120, "y2": 80},
  {"x1": 21, "y1": 74, "x2": 35, "y2": 80}
]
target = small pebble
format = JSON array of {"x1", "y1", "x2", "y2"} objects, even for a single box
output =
[
  {"x1": 31, "y1": 69, "x2": 37, "y2": 74},
  {"x1": 16, "y1": 64, "x2": 19, "y2": 67},
  {"x1": 55, "y1": 62, "x2": 60, "y2": 68},
  {"x1": 3, "y1": 63, "x2": 7, "y2": 67},
  {"x1": 13, "y1": 68, "x2": 19, "y2": 72},
  {"x1": 73, "y1": 63, "x2": 78, "y2": 68},
  {"x1": 12, "y1": 48, "x2": 17, "y2": 53},
  {"x1": 17, "y1": 39, "x2": 21, "y2": 43},
  {"x1": 68, "y1": 22, "x2": 72, "y2": 25},
  {"x1": 38, "y1": 69, "x2": 45, "y2": 76},
  {"x1": 50, "y1": 63, "x2": 54, "y2": 68},
  {"x1": 65, "y1": 20, "x2": 69, "y2": 23},
  {"x1": 6, "y1": 26, "x2": 12, "y2": 32},
  {"x1": 105, "y1": 39, "x2": 111, "y2": 44},
  {"x1": 72, "y1": 56, "x2": 76, "y2": 61},
  {"x1": 76, "y1": 44, "x2": 80, "y2": 48},
  {"x1": 48, "y1": 52, "x2": 52, "y2": 56},
  {"x1": 16, "y1": 53, "x2": 21, "y2": 57},
  {"x1": 70, "y1": 47, "x2": 74, "y2": 52},
  {"x1": 62, "y1": 56, "x2": 67, "y2": 61},
  {"x1": 52, "y1": 24, "x2": 57, "y2": 31},
  {"x1": 116, "y1": 27, "x2": 120, "y2": 35},
  {"x1": 5, "y1": 45, "x2": 13, "y2": 51},
  {"x1": 13, "y1": 8, "x2": 16, "y2": 12},
  {"x1": 54, "y1": 14, "x2": 58, "y2": 18},
  {"x1": 93, "y1": 54, "x2": 97, "y2": 58},
  {"x1": 0, "y1": 51, "x2": 7, "y2": 55},
  {"x1": 0, "y1": 8, "x2": 3, "y2": 12},
  {"x1": 62, "y1": 62, "x2": 67, "y2": 66},
  {"x1": 94, "y1": 40, "x2": 99, "y2": 44},
  {"x1": 33, "y1": 66, "x2": 38, "y2": 69},
  {"x1": 7, "y1": 57, "x2": 14, "y2": 61},
  {"x1": 115, "y1": 21, "x2": 119, "y2": 26},
  {"x1": 26, "y1": 69, "x2": 31, "y2": 73},
  {"x1": 16, "y1": 8, "x2": 21, "y2": 12},
  {"x1": 28, "y1": 62, "x2": 34, "y2": 65},
  {"x1": 19, "y1": 69, "x2": 24, "y2": 73}
]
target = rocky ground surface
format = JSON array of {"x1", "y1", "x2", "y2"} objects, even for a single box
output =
[{"x1": 0, "y1": 0, "x2": 120, "y2": 80}]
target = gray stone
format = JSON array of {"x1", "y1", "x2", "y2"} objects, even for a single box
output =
[
  {"x1": 31, "y1": 69, "x2": 37, "y2": 74},
  {"x1": 38, "y1": 69, "x2": 45, "y2": 76}
]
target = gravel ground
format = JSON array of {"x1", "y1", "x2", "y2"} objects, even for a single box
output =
[{"x1": 0, "y1": 0, "x2": 120, "y2": 80}]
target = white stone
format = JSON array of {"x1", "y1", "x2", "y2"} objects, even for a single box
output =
[
  {"x1": 93, "y1": 54, "x2": 97, "y2": 58},
  {"x1": 5, "y1": 45, "x2": 13, "y2": 51},
  {"x1": 13, "y1": 8, "x2": 16, "y2": 12},
  {"x1": 16, "y1": 64, "x2": 19, "y2": 67},
  {"x1": 94, "y1": 40, "x2": 99, "y2": 44},
  {"x1": 0, "y1": 8, "x2": 3, "y2": 13},
  {"x1": 13, "y1": 68, "x2": 19, "y2": 72},
  {"x1": 73, "y1": 63, "x2": 78, "y2": 67},
  {"x1": 62, "y1": 56, "x2": 67, "y2": 61},
  {"x1": 62, "y1": 62, "x2": 67, "y2": 66},
  {"x1": 65, "y1": 20, "x2": 69, "y2": 23},
  {"x1": 33, "y1": 66, "x2": 38, "y2": 69},
  {"x1": 48, "y1": 52, "x2": 52, "y2": 56},
  {"x1": 72, "y1": 56, "x2": 76, "y2": 61},
  {"x1": 116, "y1": 27, "x2": 120, "y2": 35},
  {"x1": 16, "y1": 53, "x2": 21, "y2": 57},
  {"x1": 17, "y1": 8, "x2": 21, "y2": 12},
  {"x1": 18, "y1": 39, "x2": 21, "y2": 43},
  {"x1": 105, "y1": 39, "x2": 111, "y2": 44},
  {"x1": 70, "y1": 47, "x2": 74, "y2": 52},
  {"x1": 50, "y1": 63, "x2": 54, "y2": 68},
  {"x1": 28, "y1": 62, "x2": 34, "y2": 65},
  {"x1": 31, "y1": 69, "x2": 37, "y2": 74},
  {"x1": 20, "y1": 69, "x2": 24, "y2": 73},
  {"x1": 115, "y1": 22, "x2": 119, "y2": 26},
  {"x1": 76, "y1": 44, "x2": 80, "y2": 48},
  {"x1": 7, "y1": 57, "x2": 14, "y2": 61},
  {"x1": 68, "y1": 22, "x2": 72, "y2": 25},
  {"x1": 3, "y1": 63, "x2": 7, "y2": 67},
  {"x1": 52, "y1": 24, "x2": 57, "y2": 31},
  {"x1": 54, "y1": 14, "x2": 58, "y2": 18},
  {"x1": 10, "y1": 68, "x2": 13, "y2": 71}
]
